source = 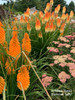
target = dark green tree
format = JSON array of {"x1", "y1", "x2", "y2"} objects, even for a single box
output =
[{"x1": 69, "y1": 1, "x2": 75, "y2": 13}]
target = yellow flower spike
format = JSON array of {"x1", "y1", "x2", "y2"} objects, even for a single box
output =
[
  {"x1": 39, "y1": 11, "x2": 43, "y2": 18},
  {"x1": 46, "y1": 2, "x2": 50, "y2": 11},
  {"x1": 27, "y1": 23, "x2": 31, "y2": 32},
  {"x1": 17, "y1": 65, "x2": 30, "y2": 91},
  {"x1": 70, "y1": 11, "x2": 74, "y2": 18},
  {"x1": 50, "y1": 0, "x2": 54, "y2": 6},
  {"x1": 49, "y1": 22, "x2": 54, "y2": 32},
  {"x1": 61, "y1": 13, "x2": 66, "y2": 20},
  {"x1": 0, "y1": 76, "x2": 5, "y2": 94},
  {"x1": 62, "y1": 6, "x2": 66, "y2": 14},
  {"x1": 38, "y1": 31, "x2": 42, "y2": 38}
]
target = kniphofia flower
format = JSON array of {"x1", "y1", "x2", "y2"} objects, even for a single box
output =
[
  {"x1": 50, "y1": 0, "x2": 54, "y2": 6},
  {"x1": 45, "y1": 22, "x2": 50, "y2": 33},
  {"x1": 44, "y1": 12, "x2": 50, "y2": 22},
  {"x1": 42, "y1": 17, "x2": 45, "y2": 24},
  {"x1": 0, "y1": 76, "x2": 5, "y2": 94},
  {"x1": 57, "y1": 18, "x2": 61, "y2": 27},
  {"x1": 0, "y1": 26, "x2": 5, "y2": 44},
  {"x1": 62, "y1": 6, "x2": 66, "y2": 13},
  {"x1": 20, "y1": 16, "x2": 24, "y2": 23},
  {"x1": 46, "y1": 2, "x2": 50, "y2": 11},
  {"x1": 25, "y1": 16, "x2": 28, "y2": 23},
  {"x1": 61, "y1": 14, "x2": 66, "y2": 20},
  {"x1": 33, "y1": 11, "x2": 37, "y2": 16},
  {"x1": 39, "y1": 11, "x2": 43, "y2": 18},
  {"x1": 60, "y1": 23, "x2": 65, "y2": 33},
  {"x1": 8, "y1": 32, "x2": 21, "y2": 68},
  {"x1": 22, "y1": 33, "x2": 31, "y2": 55},
  {"x1": 57, "y1": 4, "x2": 61, "y2": 12},
  {"x1": 70, "y1": 11, "x2": 74, "y2": 18},
  {"x1": 17, "y1": 65, "x2": 30, "y2": 91},
  {"x1": 35, "y1": 18, "x2": 41, "y2": 31},
  {"x1": 24, "y1": 8, "x2": 30, "y2": 17},
  {"x1": 27, "y1": 23, "x2": 31, "y2": 32},
  {"x1": 66, "y1": 16, "x2": 70, "y2": 23},
  {"x1": 0, "y1": 21, "x2": 3, "y2": 27},
  {"x1": 38, "y1": 32, "x2": 42, "y2": 38},
  {"x1": 14, "y1": 17, "x2": 17, "y2": 23},
  {"x1": 49, "y1": 22, "x2": 54, "y2": 32}
]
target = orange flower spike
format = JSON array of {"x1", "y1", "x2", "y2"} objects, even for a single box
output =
[
  {"x1": 61, "y1": 13, "x2": 66, "y2": 20},
  {"x1": 60, "y1": 23, "x2": 65, "y2": 33},
  {"x1": 70, "y1": 11, "x2": 74, "y2": 18},
  {"x1": 55, "y1": 7, "x2": 59, "y2": 14},
  {"x1": 0, "y1": 27, "x2": 5, "y2": 44},
  {"x1": 49, "y1": 22, "x2": 54, "y2": 32},
  {"x1": 44, "y1": 8, "x2": 48, "y2": 14},
  {"x1": 22, "y1": 33, "x2": 31, "y2": 54},
  {"x1": 66, "y1": 16, "x2": 70, "y2": 23},
  {"x1": 9, "y1": 34, "x2": 21, "y2": 58},
  {"x1": 52, "y1": 11, "x2": 55, "y2": 19},
  {"x1": 24, "y1": 8, "x2": 30, "y2": 17},
  {"x1": 57, "y1": 18, "x2": 61, "y2": 27},
  {"x1": 33, "y1": 11, "x2": 37, "y2": 16},
  {"x1": 0, "y1": 76, "x2": 5, "y2": 94},
  {"x1": 20, "y1": 16, "x2": 24, "y2": 23},
  {"x1": 38, "y1": 31, "x2": 42, "y2": 38},
  {"x1": 66, "y1": 13, "x2": 68, "y2": 18},
  {"x1": 62, "y1": 6, "x2": 66, "y2": 14},
  {"x1": 5, "y1": 59, "x2": 15, "y2": 75},
  {"x1": 45, "y1": 22, "x2": 50, "y2": 33},
  {"x1": 27, "y1": 23, "x2": 31, "y2": 32},
  {"x1": 57, "y1": 4, "x2": 61, "y2": 12},
  {"x1": 25, "y1": 16, "x2": 28, "y2": 23},
  {"x1": 35, "y1": 18, "x2": 41, "y2": 31},
  {"x1": 17, "y1": 65, "x2": 30, "y2": 91},
  {"x1": 39, "y1": 11, "x2": 43, "y2": 18},
  {"x1": 44, "y1": 12, "x2": 50, "y2": 22},
  {"x1": 42, "y1": 17, "x2": 45, "y2": 24},
  {"x1": 50, "y1": 0, "x2": 54, "y2": 6},
  {"x1": 46, "y1": 2, "x2": 50, "y2": 11},
  {"x1": 53, "y1": 25, "x2": 56, "y2": 31},
  {"x1": 14, "y1": 17, "x2": 17, "y2": 23}
]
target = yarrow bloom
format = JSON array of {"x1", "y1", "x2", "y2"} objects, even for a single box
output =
[
  {"x1": 17, "y1": 65, "x2": 30, "y2": 91},
  {"x1": 41, "y1": 74, "x2": 53, "y2": 87},
  {"x1": 0, "y1": 76, "x2": 5, "y2": 94},
  {"x1": 47, "y1": 47, "x2": 59, "y2": 53},
  {"x1": 58, "y1": 71, "x2": 70, "y2": 83},
  {"x1": 70, "y1": 47, "x2": 75, "y2": 54}
]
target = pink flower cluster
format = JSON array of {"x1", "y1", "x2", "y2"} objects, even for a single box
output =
[
  {"x1": 72, "y1": 41, "x2": 75, "y2": 46},
  {"x1": 47, "y1": 47, "x2": 59, "y2": 53},
  {"x1": 58, "y1": 71, "x2": 70, "y2": 83},
  {"x1": 58, "y1": 43, "x2": 71, "y2": 48},
  {"x1": 65, "y1": 35, "x2": 74, "y2": 40},
  {"x1": 67, "y1": 63, "x2": 75, "y2": 77},
  {"x1": 58, "y1": 37, "x2": 69, "y2": 42},
  {"x1": 41, "y1": 74, "x2": 53, "y2": 87}
]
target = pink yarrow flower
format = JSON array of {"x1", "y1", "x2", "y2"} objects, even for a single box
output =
[{"x1": 58, "y1": 71, "x2": 70, "y2": 83}]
